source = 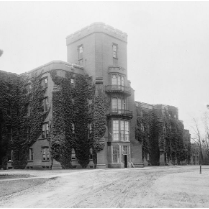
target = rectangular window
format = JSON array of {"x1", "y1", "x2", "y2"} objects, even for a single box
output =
[
  {"x1": 42, "y1": 97, "x2": 49, "y2": 112},
  {"x1": 41, "y1": 77, "x2": 48, "y2": 88},
  {"x1": 71, "y1": 148, "x2": 76, "y2": 160},
  {"x1": 111, "y1": 98, "x2": 126, "y2": 112},
  {"x1": 113, "y1": 44, "x2": 118, "y2": 59},
  {"x1": 78, "y1": 45, "x2": 83, "y2": 60},
  {"x1": 111, "y1": 75, "x2": 117, "y2": 86},
  {"x1": 42, "y1": 123, "x2": 49, "y2": 138},
  {"x1": 112, "y1": 145, "x2": 119, "y2": 163},
  {"x1": 113, "y1": 120, "x2": 119, "y2": 141},
  {"x1": 112, "y1": 98, "x2": 117, "y2": 112},
  {"x1": 42, "y1": 147, "x2": 49, "y2": 161},
  {"x1": 28, "y1": 148, "x2": 33, "y2": 161},
  {"x1": 25, "y1": 83, "x2": 32, "y2": 94},
  {"x1": 123, "y1": 145, "x2": 128, "y2": 155},
  {"x1": 125, "y1": 121, "x2": 129, "y2": 141},
  {"x1": 120, "y1": 120, "x2": 125, "y2": 141},
  {"x1": 112, "y1": 120, "x2": 130, "y2": 141},
  {"x1": 72, "y1": 123, "x2": 75, "y2": 134},
  {"x1": 71, "y1": 78, "x2": 74, "y2": 86}
]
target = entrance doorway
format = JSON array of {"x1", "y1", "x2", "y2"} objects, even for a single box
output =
[{"x1": 124, "y1": 155, "x2": 127, "y2": 168}]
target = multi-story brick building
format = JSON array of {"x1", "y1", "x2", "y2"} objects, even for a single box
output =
[{"x1": 0, "y1": 23, "x2": 191, "y2": 170}]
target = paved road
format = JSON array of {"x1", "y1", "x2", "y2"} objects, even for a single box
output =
[{"x1": 0, "y1": 166, "x2": 209, "y2": 208}]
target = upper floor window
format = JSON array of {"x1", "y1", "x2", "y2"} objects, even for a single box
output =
[
  {"x1": 42, "y1": 147, "x2": 50, "y2": 161},
  {"x1": 41, "y1": 77, "x2": 48, "y2": 88},
  {"x1": 25, "y1": 83, "x2": 32, "y2": 94},
  {"x1": 111, "y1": 98, "x2": 126, "y2": 112},
  {"x1": 111, "y1": 74, "x2": 125, "y2": 86},
  {"x1": 113, "y1": 44, "x2": 118, "y2": 59},
  {"x1": 112, "y1": 120, "x2": 129, "y2": 141},
  {"x1": 71, "y1": 78, "x2": 75, "y2": 87},
  {"x1": 42, "y1": 97, "x2": 49, "y2": 112},
  {"x1": 78, "y1": 45, "x2": 83, "y2": 60},
  {"x1": 42, "y1": 123, "x2": 49, "y2": 138}
]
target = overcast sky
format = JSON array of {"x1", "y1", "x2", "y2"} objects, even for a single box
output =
[{"x1": 0, "y1": 1, "x2": 209, "y2": 135}]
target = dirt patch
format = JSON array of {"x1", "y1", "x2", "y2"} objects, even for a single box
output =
[
  {"x1": 0, "y1": 178, "x2": 49, "y2": 198},
  {"x1": 0, "y1": 166, "x2": 208, "y2": 208}
]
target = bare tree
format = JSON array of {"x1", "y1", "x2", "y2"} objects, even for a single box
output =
[
  {"x1": 191, "y1": 115, "x2": 209, "y2": 173},
  {"x1": 0, "y1": 49, "x2": 3, "y2": 57}
]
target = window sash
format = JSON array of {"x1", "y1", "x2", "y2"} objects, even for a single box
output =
[
  {"x1": 42, "y1": 147, "x2": 49, "y2": 161},
  {"x1": 112, "y1": 75, "x2": 117, "y2": 85},
  {"x1": 29, "y1": 148, "x2": 33, "y2": 161},
  {"x1": 112, "y1": 146, "x2": 119, "y2": 163},
  {"x1": 78, "y1": 46, "x2": 83, "y2": 60},
  {"x1": 41, "y1": 78, "x2": 48, "y2": 88},
  {"x1": 42, "y1": 123, "x2": 49, "y2": 138},
  {"x1": 112, "y1": 120, "x2": 129, "y2": 141},
  {"x1": 113, "y1": 44, "x2": 117, "y2": 58}
]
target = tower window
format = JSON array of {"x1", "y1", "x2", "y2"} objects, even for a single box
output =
[
  {"x1": 113, "y1": 44, "x2": 118, "y2": 59},
  {"x1": 78, "y1": 45, "x2": 83, "y2": 60}
]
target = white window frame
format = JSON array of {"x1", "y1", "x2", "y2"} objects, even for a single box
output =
[
  {"x1": 112, "y1": 44, "x2": 118, "y2": 59},
  {"x1": 28, "y1": 148, "x2": 33, "y2": 161},
  {"x1": 112, "y1": 145, "x2": 120, "y2": 163},
  {"x1": 42, "y1": 147, "x2": 50, "y2": 161},
  {"x1": 42, "y1": 123, "x2": 49, "y2": 138}
]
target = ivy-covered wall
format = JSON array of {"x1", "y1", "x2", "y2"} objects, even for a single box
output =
[
  {"x1": 135, "y1": 103, "x2": 191, "y2": 166},
  {"x1": 0, "y1": 70, "x2": 49, "y2": 169},
  {"x1": 50, "y1": 70, "x2": 106, "y2": 168}
]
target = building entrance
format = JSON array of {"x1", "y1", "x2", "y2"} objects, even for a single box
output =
[{"x1": 124, "y1": 155, "x2": 127, "y2": 168}]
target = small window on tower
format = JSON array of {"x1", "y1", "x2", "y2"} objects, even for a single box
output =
[
  {"x1": 113, "y1": 44, "x2": 118, "y2": 59},
  {"x1": 78, "y1": 45, "x2": 83, "y2": 60}
]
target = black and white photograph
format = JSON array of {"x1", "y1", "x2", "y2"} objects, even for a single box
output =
[{"x1": 0, "y1": 1, "x2": 209, "y2": 208}]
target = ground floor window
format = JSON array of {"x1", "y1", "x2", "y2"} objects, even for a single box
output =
[
  {"x1": 71, "y1": 148, "x2": 76, "y2": 160},
  {"x1": 112, "y1": 145, "x2": 120, "y2": 163},
  {"x1": 28, "y1": 148, "x2": 33, "y2": 161},
  {"x1": 42, "y1": 147, "x2": 50, "y2": 161}
]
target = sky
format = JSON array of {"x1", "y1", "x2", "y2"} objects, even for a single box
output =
[{"x1": 0, "y1": 1, "x2": 209, "y2": 136}]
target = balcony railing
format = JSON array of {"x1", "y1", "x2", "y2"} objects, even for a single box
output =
[
  {"x1": 105, "y1": 85, "x2": 131, "y2": 96},
  {"x1": 107, "y1": 109, "x2": 133, "y2": 119}
]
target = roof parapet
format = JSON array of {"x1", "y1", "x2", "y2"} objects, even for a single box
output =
[{"x1": 66, "y1": 22, "x2": 127, "y2": 45}]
